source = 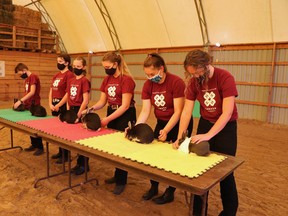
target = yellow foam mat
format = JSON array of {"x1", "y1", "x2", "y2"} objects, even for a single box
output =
[{"x1": 77, "y1": 132, "x2": 226, "y2": 178}]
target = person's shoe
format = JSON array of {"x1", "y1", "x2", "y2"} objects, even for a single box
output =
[
  {"x1": 113, "y1": 184, "x2": 125, "y2": 195},
  {"x1": 70, "y1": 165, "x2": 80, "y2": 173},
  {"x1": 152, "y1": 190, "x2": 174, "y2": 205},
  {"x1": 55, "y1": 156, "x2": 68, "y2": 164},
  {"x1": 24, "y1": 145, "x2": 36, "y2": 152},
  {"x1": 51, "y1": 152, "x2": 61, "y2": 159},
  {"x1": 105, "y1": 177, "x2": 116, "y2": 184},
  {"x1": 74, "y1": 166, "x2": 90, "y2": 175},
  {"x1": 33, "y1": 149, "x2": 44, "y2": 156},
  {"x1": 142, "y1": 188, "x2": 158, "y2": 200}
]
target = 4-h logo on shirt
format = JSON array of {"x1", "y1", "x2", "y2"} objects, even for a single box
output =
[
  {"x1": 204, "y1": 92, "x2": 216, "y2": 106},
  {"x1": 70, "y1": 86, "x2": 77, "y2": 97},
  {"x1": 154, "y1": 94, "x2": 166, "y2": 107},
  {"x1": 53, "y1": 79, "x2": 60, "y2": 87},
  {"x1": 108, "y1": 86, "x2": 116, "y2": 97}
]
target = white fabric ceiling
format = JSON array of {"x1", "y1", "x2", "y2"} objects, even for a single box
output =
[{"x1": 13, "y1": 0, "x2": 288, "y2": 53}]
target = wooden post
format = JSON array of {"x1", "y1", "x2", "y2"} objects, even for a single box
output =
[
  {"x1": 12, "y1": 26, "x2": 16, "y2": 47},
  {"x1": 38, "y1": 29, "x2": 41, "y2": 50}
]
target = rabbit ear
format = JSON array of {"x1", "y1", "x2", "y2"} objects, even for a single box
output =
[
  {"x1": 182, "y1": 131, "x2": 186, "y2": 139},
  {"x1": 128, "y1": 121, "x2": 133, "y2": 129}
]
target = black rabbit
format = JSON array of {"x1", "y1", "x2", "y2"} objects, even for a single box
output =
[
  {"x1": 125, "y1": 122, "x2": 154, "y2": 144},
  {"x1": 59, "y1": 110, "x2": 78, "y2": 124},
  {"x1": 178, "y1": 131, "x2": 210, "y2": 156},
  {"x1": 81, "y1": 113, "x2": 101, "y2": 131},
  {"x1": 12, "y1": 98, "x2": 25, "y2": 111},
  {"x1": 30, "y1": 101, "x2": 47, "y2": 117}
]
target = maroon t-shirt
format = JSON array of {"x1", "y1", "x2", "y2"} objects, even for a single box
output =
[
  {"x1": 100, "y1": 75, "x2": 135, "y2": 106},
  {"x1": 186, "y1": 67, "x2": 238, "y2": 122},
  {"x1": 23, "y1": 73, "x2": 41, "y2": 109},
  {"x1": 142, "y1": 72, "x2": 185, "y2": 121},
  {"x1": 67, "y1": 76, "x2": 91, "y2": 106},
  {"x1": 51, "y1": 70, "x2": 74, "y2": 99}
]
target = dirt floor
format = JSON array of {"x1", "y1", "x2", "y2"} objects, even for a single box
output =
[{"x1": 0, "y1": 100, "x2": 287, "y2": 216}]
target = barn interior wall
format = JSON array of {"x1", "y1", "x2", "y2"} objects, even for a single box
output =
[{"x1": 76, "y1": 43, "x2": 288, "y2": 125}]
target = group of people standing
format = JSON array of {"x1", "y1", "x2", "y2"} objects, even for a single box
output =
[{"x1": 14, "y1": 49, "x2": 239, "y2": 216}]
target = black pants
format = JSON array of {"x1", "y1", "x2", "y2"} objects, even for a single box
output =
[
  {"x1": 150, "y1": 117, "x2": 194, "y2": 192},
  {"x1": 30, "y1": 136, "x2": 43, "y2": 149},
  {"x1": 52, "y1": 99, "x2": 69, "y2": 158},
  {"x1": 193, "y1": 117, "x2": 238, "y2": 216},
  {"x1": 107, "y1": 106, "x2": 136, "y2": 185}
]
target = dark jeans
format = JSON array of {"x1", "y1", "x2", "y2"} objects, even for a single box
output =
[
  {"x1": 150, "y1": 117, "x2": 194, "y2": 192},
  {"x1": 52, "y1": 99, "x2": 69, "y2": 158},
  {"x1": 107, "y1": 106, "x2": 136, "y2": 185},
  {"x1": 194, "y1": 117, "x2": 238, "y2": 216}
]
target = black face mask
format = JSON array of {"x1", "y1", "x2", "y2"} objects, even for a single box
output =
[
  {"x1": 105, "y1": 67, "x2": 116, "y2": 76},
  {"x1": 73, "y1": 68, "x2": 83, "y2": 76},
  {"x1": 57, "y1": 63, "x2": 66, "y2": 71},
  {"x1": 20, "y1": 73, "x2": 28, "y2": 79}
]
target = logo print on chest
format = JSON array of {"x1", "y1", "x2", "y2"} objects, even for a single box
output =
[
  {"x1": 154, "y1": 94, "x2": 165, "y2": 107},
  {"x1": 108, "y1": 86, "x2": 116, "y2": 97},
  {"x1": 70, "y1": 86, "x2": 77, "y2": 97},
  {"x1": 53, "y1": 79, "x2": 60, "y2": 87},
  {"x1": 204, "y1": 92, "x2": 216, "y2": 106}
]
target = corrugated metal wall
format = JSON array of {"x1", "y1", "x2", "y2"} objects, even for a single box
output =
[{"x1": 86, "y1": 43, "x2": 288, "y2": 125}]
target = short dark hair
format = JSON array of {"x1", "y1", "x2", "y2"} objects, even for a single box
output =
[{"x1": 15, "y1": 63, "x2": 28, "y2": 73}]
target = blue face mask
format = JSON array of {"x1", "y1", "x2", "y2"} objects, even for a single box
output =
[{"x1": 147, "y1": 71, "x2": 162, "y2": 83}]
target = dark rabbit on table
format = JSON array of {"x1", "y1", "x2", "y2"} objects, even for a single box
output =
[
  {"x1": 178, "y1": 131, "x2": 210, "y2": 156},
  {"x1": 30, "y1": 100, "x2": 47, "y2": 117},
  {"x1": 81, "y1": 113, "x2": 101, "y2": 131},
  {"x1": 12, "y1": 98, "x2": 25, "y2": 111},
  {"x1": 125, "y1": 122, "x2": 154, "y2": 144},
  {"x1": 59, "y1": 110, "x2": 78, "y2": 124}
]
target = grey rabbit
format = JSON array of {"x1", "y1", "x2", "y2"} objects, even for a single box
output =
[
  {"x1": 12, "y1": 98, "x2": 25, "y2": 111},
  {"x1": 125, "y1": 122, "x2": 154, "y2": 144},
  {"x1": 30, "y1": 100, "x2": 47, "y2": 117},
  {"x1": 179, "y1": 131, "x2": 210, "y2": 156},
  {"x1": 59, "y1": 110, "x2": 78, "y2": 124},
  {"x1": 81, "y1": 113, "x2": 101, "y2": 131}
]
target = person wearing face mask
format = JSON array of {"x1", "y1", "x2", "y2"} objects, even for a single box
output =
[
  {"x1": 134, "y1": 53, "x2": 193, "y2": 205},
  {"x1": 13, "y1": 63, "x2": 44, "y2": 156},
  {"x1": 83, "y1": 51, "x2": 136, "y2": 195},
  {"x1": 49, "y1": 54, "x2": 74, "y2": 164},
  {"x1": 173, "y1": 50, "x2": 239, "y2": 216},
  {"x1": 58, "y1": 56, "x2": 91, "y2": 175}
]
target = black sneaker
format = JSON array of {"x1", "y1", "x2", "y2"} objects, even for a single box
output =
[
  {"x1": 55, "y1": 157, "x2": 68, "y2": 164},
  {"x1": 33, "y1": 149, "x2": 44, "y2": 156},
  {"x1": 152, "y1": 190, "x2": 174, "y2": 205},
  {"x1": 113, "y1": 184, "x2": 125, "y2": 195},
  {"x1": 24, "y1": 145, "x2": 36, "y2": 152},
  {"x1": 74, "y1": 166, "x2": 89, "y2": 175},
  {"x1": 51, "y1": 152, "x2": 61, "y2": 159},
  {"x1": 105, "y1": 177, "x2": 116, "y2": 184}
]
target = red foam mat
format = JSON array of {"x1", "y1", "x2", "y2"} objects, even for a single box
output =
[{"x1": 19, "y1": 117, "x2": 115, "y2": 141}]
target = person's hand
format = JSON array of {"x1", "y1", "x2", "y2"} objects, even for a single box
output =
[
  {"x1": 13, "y1": 100, "x2": 22, "y2": 109},
  {"x1": 172, "y1": 139, "x2": 180, "y2": 149},
  {"x1": 158, "y1": 129, "x2": 167, "y2": 142},
  {"x1": 49, "y1": 104, "x2": 55, "y2": 111},
  {"x1": 191, "y1": 134, "x2": 209, "y2": 144},
  {"x1": 54, "y1": 105, "x2": 60, "y2": 112},
  {"x1": 101, "y1": 117, "x2": 109, "y2": 127}
]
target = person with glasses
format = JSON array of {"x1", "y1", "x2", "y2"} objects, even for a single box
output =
[
  {"x1": 85, "y1": 51, "x2": 136, "y2": 195},
  {"x1": 136, "y1": 53, "x2": 193, "y2": 205},
  {"x1": 173, "y1": 49, "x2": 239, "y2": 216}
]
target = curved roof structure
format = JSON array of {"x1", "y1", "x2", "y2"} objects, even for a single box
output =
[{"x1": 13, "y1": 0, "x2": 288, "y2": 53}]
